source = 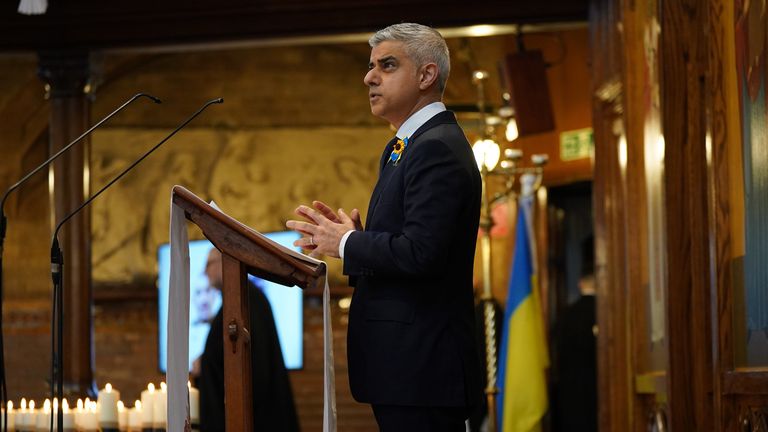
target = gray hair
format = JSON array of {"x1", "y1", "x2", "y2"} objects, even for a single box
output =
[{"x1": 369, "y1": 23, "x2": 450, "y2": 93}]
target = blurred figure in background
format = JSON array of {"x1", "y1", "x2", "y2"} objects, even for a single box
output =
[
  {"x1": 197, "y1": 247, "x2": 300, "y2": 432},
  {"x1": 552, "y1": 236, "x2": 597, "y2": 432}
]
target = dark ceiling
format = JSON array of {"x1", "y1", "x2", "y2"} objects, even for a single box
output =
[{"x1": 0, "y1": 0, "x2": 588, "y2": 52}]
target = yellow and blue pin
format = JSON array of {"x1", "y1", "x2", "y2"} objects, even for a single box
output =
[{"x1": 389, "y1": 136, "x2": 409, "y2": 165}]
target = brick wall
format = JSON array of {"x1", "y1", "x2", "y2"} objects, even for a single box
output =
[{"x1": 5, "y1": 294, "x2": 377, "y2": 431}]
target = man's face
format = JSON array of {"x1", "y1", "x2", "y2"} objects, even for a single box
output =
[
  {"x1": 205, "y1": 249, "x2": 223, "y2": 290},
  {"x1": 364, "y1": 40, "x2": 422, "y2": 128}
]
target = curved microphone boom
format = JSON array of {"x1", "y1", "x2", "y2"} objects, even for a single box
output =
[
  {"x1": 48, "y1": 97, "x2": 223, "y2": 432},
  {"x1": 0, "y1": 92, "x2": 160, "y2": 432}
]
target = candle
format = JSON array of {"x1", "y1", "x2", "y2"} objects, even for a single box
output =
[
  {"x1": 139, "y1": 384, "x2": 155, "y2": 431},
  {"x1": 117, "y1": 401, "x2": 128, "y2": 431},
  {"x1": 27, "y1": 400, "x2": 37, "y2": 432},
  {"x1": 60, "y1": 399, "x2": 75, "y2": 432},
  {"x1": 187, "y1": 382, "x2": 199, "y2": 429},
  {"x1": 3, "y1": 400, "x2": 15, "y2": 432},
  {"x1": 79, "y1": 401, "x2": 98, "y2": 432},
  {"x1": 34, "y1": 399, "x2": 50, "y2": 432},
  {"x1": 97, "y1": 383, "x2": 120, "y2": 431},
  {"x1": 152, "y1": 383, "x2": 167, "y2": 431},
  {"x1": 128, "y1": 401, "x2": 142, "y2": 432},
  {"x1": 17, "y1": 399, "x2": 26, "y2": 432},
  {"x1": 74, "y1": 399, "x2": 84, "y2": 431}
]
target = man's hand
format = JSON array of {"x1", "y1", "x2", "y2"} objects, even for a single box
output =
[{"x1": 286, "y1": 200, "x2": 362, "y2": 258}]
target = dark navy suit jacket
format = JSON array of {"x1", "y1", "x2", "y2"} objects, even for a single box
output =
[{"x1": 343, "y1": 110, "x2": 482, "y2": 408}]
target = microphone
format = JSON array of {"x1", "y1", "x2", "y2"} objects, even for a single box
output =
[
  {"x1": 48, "y1": 97, "x2": 223, "y2": 432},
  {"x1": 0, "y1": 92, "x2": 160, "y2": 432}
]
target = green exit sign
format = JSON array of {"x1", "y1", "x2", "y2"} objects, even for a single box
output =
[{"x1": 560, "y1": 128, "x2": 594, "y2": 161}]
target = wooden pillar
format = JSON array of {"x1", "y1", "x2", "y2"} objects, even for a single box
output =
[
  {"x1": 589, "y1": 0, "x2": 633, "y2": 430},
  {"x1": 659, "y1": 0, "x2": 714, "y2": 430},
  {"x1": 37, "y1": 50, "x2": 95, "y2": 397}
]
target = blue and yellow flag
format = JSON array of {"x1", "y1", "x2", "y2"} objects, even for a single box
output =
[{"x1": 496, "y1": 197, "x2": 549, "y2": 431}]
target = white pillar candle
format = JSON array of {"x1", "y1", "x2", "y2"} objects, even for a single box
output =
[
  {"x1": 152, "y1": 383, "x2": 167, "y2": 431},
  {"x1": 17, "y1": 399, "x2": 27, "y2": 432},
  {"x1": 127, "y1": 401, "x2": 142, "y2": 432},
  {"x1": 35, "y1": 399, "x2": 50, "y2": 432},
  {"x1": 73, "y1": 399, "x2": 84, "y2": 431},
  {"x1": 117, "y1": 401, "x2": 128, "y2": 431},
  {"x1": 26, "y1": 400, "x2": 37, "y2": 432},
  {"x1": 139, "y1": 384, "x2": 155, "y2": 430},
  {"x1": 60, "y1": 399, "x2": 75, "y2": 432},
  {"x1": 79, "y1": 401, "x2": 98, "y2": 432},
  {"x1": 2, "y1": 400, "x2": 15, "y2": 432},
  {"x1": 97, "y1": 383, "x2": 120, "y2": 430},
  {"x1": 188, "y1": 382, "x2": 199, "y2": 427}
]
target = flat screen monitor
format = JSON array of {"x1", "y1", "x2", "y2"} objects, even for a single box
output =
[{"x1": 157, "y1": 231, "x2": 303, "y2": 372}]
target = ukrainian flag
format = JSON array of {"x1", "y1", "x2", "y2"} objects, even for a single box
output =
[{"x1": 496, "y1": 197, "x2": 549, "y2": 431}]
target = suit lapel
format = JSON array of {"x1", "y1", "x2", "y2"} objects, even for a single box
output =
[{"x1": 364, "y1": 111, "x2": 458, "y2": 227}]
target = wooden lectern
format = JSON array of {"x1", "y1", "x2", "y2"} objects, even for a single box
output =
[{"x1": 172, "y1": 185, "x2": 324, "y2": 431}]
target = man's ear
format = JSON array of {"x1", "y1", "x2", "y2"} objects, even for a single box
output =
[{"x1": 419, "y1": 63, "x2": 439, "y2": 90}]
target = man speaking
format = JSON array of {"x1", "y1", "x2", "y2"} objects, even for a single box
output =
[{"x1": 287, "y1": 23, "x2": 482, "y2": 431}]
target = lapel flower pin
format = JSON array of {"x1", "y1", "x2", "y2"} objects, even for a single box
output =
[{"x1": 389, "y1": 136, "x2": 409, "y2": 165}]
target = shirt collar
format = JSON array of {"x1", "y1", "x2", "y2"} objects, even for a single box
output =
[{"x1": 396, "y1": 102, "x2": 446, "y2": 140}]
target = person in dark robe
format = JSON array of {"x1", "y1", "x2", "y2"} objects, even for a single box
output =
[
  {"x1": 552, "y1": 237, "x2": 597, "y2": 432},
  {"x1": 197, "y1": 247, "x2": 300, "y2": 432}
]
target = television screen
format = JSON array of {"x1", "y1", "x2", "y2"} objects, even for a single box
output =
[{"x1": 157, "y1": 231, "x2": 303, "y2": 372}]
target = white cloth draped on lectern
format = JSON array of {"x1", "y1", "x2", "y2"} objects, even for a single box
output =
[{"x1": 167, "y1": 194, "x2": 337, "y2": 432}]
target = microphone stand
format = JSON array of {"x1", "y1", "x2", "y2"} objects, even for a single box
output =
[
  {"x1": 0, "y1": 92, "x2": 160, "y2": 432},
  {"x1": 49, "y1": 98, "x2": 223, "y2": 432}
]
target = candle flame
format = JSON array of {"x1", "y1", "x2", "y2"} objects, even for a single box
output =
[
  {"x1": 77, "y1": 399, "x2": 83, "y2": 411},
  {"x1": 148, "y1": 383, "x2": 155, "y2": 392},
  {"x1": 29, "y1": 400, "x2": 35, "y2": 410},
  {"x1": 84, "y1": 397, "x2": 91, "y2": 406},
  {"x1": 105, "y1": 383, "x2": 113, "y2": 393},
  {"x1": 6, "y1": 401, "x2": 12, "y2": 411},
  {"x1": 135, "y1": 400, "x2": 142, "y2": 411},
  {"x1": 20, "y1": 398, "x2": 26, "y2": 411},
  {"x1": 53, "y1": 398, "x2": 58, "y2": 410},
  {"x1": 62, "y1": 399, "x2": 69, "y2": 411},
  {"x1": 117, "y1": 400, "x2": 125, "y2": 411},
  {"x1": 90, "y1": 401, "x2": 98, "y2": 412},
  {"x1": 160, "y1": 382, "x2": 167, "y2": 392}
]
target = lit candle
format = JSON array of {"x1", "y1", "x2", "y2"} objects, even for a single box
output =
[
  {"x1": 117, "y1": 401, "x2": 128, "y2": 431},
  {"x1": 187, "y1": 382, "x2": 199, "y2": 430},
  {"x1": 139, "y1": 384, "x2": 155, "y2": 431},
  {"x1": 17, "y1": 399, "x2": 28, "y2": 432},
  {"x1": 97, "y1": 383, "x2": 120, "y2": 431},
  {"x1": 128, "y1": 401, "x2": 142, "y2": 432},
  {"x1": 152, "y1": 383, "x2": 167, "y2": 431},
  {"x1": 79, "y1": 401, "x2": 98, "y2": 432},
  {"x1": 4, "y1": 400, "x2": 15, "y2": 432},
  {"x1": 35, "y1": 399, "x2": 50, "y2": 432},
  {"x1": 27, "y1": 400, "x2": 37, "y2": 432},
  {"x1": 60, "y1": 399, "x2": 75, "y2": 432}
]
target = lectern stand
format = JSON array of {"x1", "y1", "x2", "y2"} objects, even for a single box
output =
[{"x1": 172, "y1": 185, "x2": 324, "y2": 431}]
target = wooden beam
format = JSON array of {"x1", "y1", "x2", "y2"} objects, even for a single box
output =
[{"x1": 0, "y1": 0, "x2": 587, "y2": 51}]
